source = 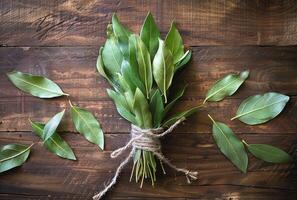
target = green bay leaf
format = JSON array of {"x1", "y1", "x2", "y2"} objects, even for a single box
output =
[
  {"x1": 136, "y1": 36, "x2": 152, "y2": 99},
  {"x1": 175, "y1": 50, "x2": 192, "y2": 71},
  {"x1": 162, "y1": 106, "x2": 200, "y2": 127},
  {"x1": 165, "y1": 22, "x2": 184, "y2": 64},
  {"x1": 30, "y1": 120, "x2": 76, "y2": 160},
  {"x1": 231, "y1": 92, "x2": 290, "y2": 125},
  {"x1": 140, "y1": 12, "x2": 160, "y2": 59},
  {"x1": 204, "y1": 70, "x2": 249, "y2": 103},
  {"x1": 164, "y1": 84, "x2": 187, "y2": 116},
  {"x1": 246, "y1": 143, "x2": 292, "y2": 163},
  {"x1": 70, "y1": 103, "x2": 104, "y2": 150},
  {"x1": 0, "y1": 143, "x2": 32, "y2": 173},
  {"x1": 153, "y1": 39, "x2": 174, "y2": 103},
  {"x1": 43, "y1": 110, "x2": 65, "y2": 142},
  {"x1": 149, "y1": 89, "x2": 164, "y2": 128},
  {"x1": 112, "y1": 14, "x2": 132, "y2": 58},
  {"x1": 208, "y1": 115, "x2": 248, "y2": 173},
  {"x1": 133, "y1": 88, "x2": 152, "y2": 128},
  {"x1": 7, "y1": 71, "x2": 68, "y2": 98}
]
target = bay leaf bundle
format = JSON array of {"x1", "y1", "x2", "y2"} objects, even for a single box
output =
[{"x1": 97, "y1": 12, "x2": 196, "y2": 185}]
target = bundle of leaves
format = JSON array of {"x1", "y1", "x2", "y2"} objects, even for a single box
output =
[{"x1": 97, "y1": 12, "x2": 197, "y2": 186}]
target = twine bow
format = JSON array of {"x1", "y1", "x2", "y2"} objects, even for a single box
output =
[{"x1": 93, "y1": 118, "x2": 198, "y2": 200}]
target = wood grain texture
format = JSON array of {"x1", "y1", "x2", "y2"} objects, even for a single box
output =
[
  {"x1": 1, "y1": 0, "x2": 297, "y2": 199},
  {"x1": 1, "y1": 0, "x2": 297, "y2": 46},
  {"x1": 0, "y1": 132, "x2": 296, "y2": 199}
]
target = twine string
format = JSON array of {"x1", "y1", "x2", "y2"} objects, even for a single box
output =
[{"x1": 93, "y1": 117, "x2": 198, "y2": 200}]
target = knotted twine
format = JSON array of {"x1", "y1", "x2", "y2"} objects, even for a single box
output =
[{"x1": 93, "y1": 118, "x2": 198, "y2": 200}]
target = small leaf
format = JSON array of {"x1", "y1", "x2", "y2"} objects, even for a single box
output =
[
  {"x1": 246, "y1": 143, "x2": 292, "y2": 163},
  {"x1": 175, "y1": 50, "x2": 192, "y2": 71},
  {"x1": 162, "y1": 106, "x2": 200, "y2": 127},
  {"x1": 204, "y1": 70, "x2": 249, "y2": 103},
  {"x1": 97, "y1": 47, "x2": 118, "y2": 89},
  {"x1": 0, "y1": 143, "x2": 32, "y2": 173},
  {"x1": 153, "y1": 39, "x2": 174, "y2": 103},
  {"x1": 136, "y1": 36, "x2": 153, "y2": 98},
  {"x1": 165, "y1": 22, "x2": 184, "y2": 64},
  {"x1": 149, "y1": 89, "x2": 164, "y2": 128},
  {"x1": 208, "y1": 115, "x2": 248, "y2": 173},
  {"x1": 231, "y1": 92, "x2": 290, "y2": 125},
  {"x1": 107, "y1": 89, "x2": 137, "y2": 124},
  {"x1": 43, "y1": 110, "x2": 65, "y2": 142},
  {"x1": 164, "y1": 85, "x2": 186, "y2": 116},
  {"x1": 140, "y1": 12, "x2": 160, "y2": 59},
  {"x1": 30, "y1": 120, "x2": 76, "y2": 160},
  {"x1": 7, "y1": 71, "x2": 68, "y2": 98},
  {"x1": 133, "y1": 88, "x2": 152, "y2": 128},
  {"x1": 70, "y1": 103, "x2": 104, "y2": 150},
  {"x1": 102, "y1": 36, "x2": 123, "y2": 79}
]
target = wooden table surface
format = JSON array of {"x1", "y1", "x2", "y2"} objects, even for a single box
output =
[{"x1": 1, "y1": 0, "x2": 297, "y2": 199}]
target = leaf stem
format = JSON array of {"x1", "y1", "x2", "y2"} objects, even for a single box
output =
[
  {"x1": 231, "y1": 116, "x2": 238, "y2": 121},
  {"x1": 68, "y1": 100, "x2": 74, "y2": 107},
  {"x1": 242, "y1": 139, "x2": 249, "y2": 147},
  {"x1": 207, "y1": 114, "x2": 216, "y2": 124}
]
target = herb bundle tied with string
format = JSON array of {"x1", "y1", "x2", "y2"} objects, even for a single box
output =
[{"x1": 94, "y1": 12, "x2": 199, "y2": 199}]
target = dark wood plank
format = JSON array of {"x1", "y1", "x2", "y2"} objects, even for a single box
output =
[
  {"x1": 0, "y1": 132, "x2": 296, "y2": 199},
  {"x1": 0, "y1": 46, "x2": 296, "y2": 133},
  {"x1": 1, "y1": 0, "x2": 297, "y2": 46}
]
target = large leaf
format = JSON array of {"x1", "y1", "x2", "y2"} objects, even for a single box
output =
[
  {"x1": 149, "y1": 89, "x2": 164, "y2": 128},
  {"x1": 0, "y1": 143, "x2": 32, "y2": 173},
  {"x1": 164, "y1": 85, "x2": 186, "y2": 115},
  {"x1": 204, "y1": 70, "x2": 249, "y2": 103},
  {"x1": 43, "y1": 110, "x2": 65, "y2": 142},
  {"x1": 165, "y1": 22, "x2": 184, "y2": 64},
  {"x1": 70, "y1": 103, "x2": 104, "y2": 150},
  {"x1": 102, "y1": 36, "x2": 123, "y2": 79},
  {"x1": 30, "y1": 120, "x2": 76, "y2": 160},
  {"x1": 175, "y1": 50, "x2": 192, "y2": 71},
  {"x1": 136, "y1": 36, "x2": 153, "y2": 98},
  {"x1": 7, "y1": 71, "x2": 68, "y2": 98},
  {"x1": 153, "y1": 39, "x2": 174, "y2": 103},
  {"x1": 140, "y1": 12, "x2": 160, "y2": 59},
  {"x1": 133, "y1": 88, "x2": 152, "y2": 128},
  {"x1": 107, "y1": 89, "x2": 137, "y2": 124},
  {"x1": 162, "y1": 106, "x2": 200, "y2": 127},
  {"x1": 121, "y1": 60, "x2": 145, "y2": 93},
  {"x1": 112, "y1": 14, "x2": 132, "y2": 58},
  {"x1": 231, "y1": 92, "x2": 290, "y2": 125},
  {"x1": 208, "y1": 115, "x2": 248, "y2": 173},
  {"x1": 245, "y1": 143, "x2": 292, "y2": 163}
]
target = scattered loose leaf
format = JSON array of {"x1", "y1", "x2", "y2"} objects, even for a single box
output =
[
  {"x1": 153, "y1": 39, "x2": 174, "y2": 103},
  {"x1": 208, "y1": 115, "x2": 248, "y2": 173},
  {"x1": 204, "y1": 70, "x2": 249, "y2": 103},
  {"x1": 140, "y1": 12, "x2": 160, "y2": 59},
  {"x1": 245, "y1": 142, "x2": 292, "y2": 163},
  {"x1": 133, "y1": 88, "x2": 152, "y2": 128},
  {"x1": 165, "y1": 22, "x2": 184, "y2": 64},
  {"x1": 70, "y1": 102, "x2": 104, "y2": 150},
  {"x1": 43, "y1": 110, "x2": 65, "y2": 142},
  {"x1": 231, "y1": 92, "x2": 289, "y2": 125},
  {"x1": 30, "y1": 120, "x2": 76, "y2": 160},
  {"x1": 0, "y1": 143, "x2": 33, "y2": 173},
  {"x1": 7, "y1": 71, "x2": 68, "y2": 98},
  {"x1": 136, "y1": 36, "x2": 153, "y2": 98}
]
